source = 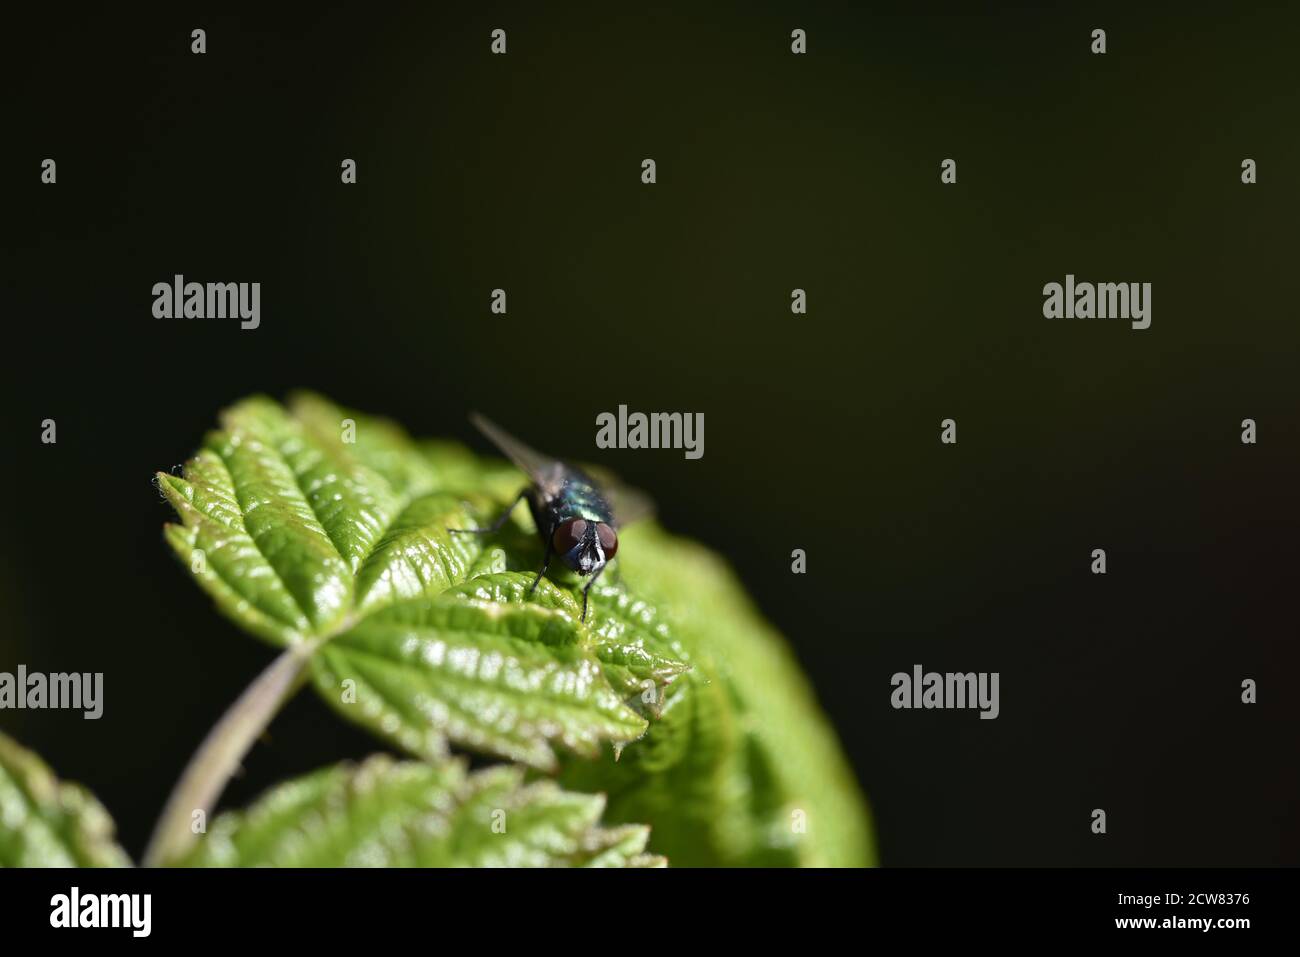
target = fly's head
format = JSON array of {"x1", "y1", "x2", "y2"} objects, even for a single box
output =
[{"x1": 552, "y1": 518, "x2": 617, "y2": 575}]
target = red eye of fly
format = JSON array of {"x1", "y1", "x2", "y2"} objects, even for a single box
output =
[
  {"x1": 596, "y1": 522, "x2": 618, "y2": 559},
  {"x1": 552, "y1": 519, "x2": 587, "y2": 554}
]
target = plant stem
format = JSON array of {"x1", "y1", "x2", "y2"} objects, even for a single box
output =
[{"x1": 142, "y1": 644, "x2": 314, "y2": 866}]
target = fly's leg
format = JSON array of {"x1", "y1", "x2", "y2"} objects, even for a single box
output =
[
  {"x1": 529, "y1": 539, "x2": 554, "y2": 596},
  {"x1": 448, "y1": 490, "x2": 525, "y2": 535},
  {"x1": 580, "y1": 560, "x2": 608, "y2": 623}
]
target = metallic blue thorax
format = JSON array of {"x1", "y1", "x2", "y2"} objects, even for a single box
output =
[{"x1": 527, "y1": 468, "x2": 613, "y2": 535}]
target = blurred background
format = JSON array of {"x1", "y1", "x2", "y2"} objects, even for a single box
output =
[{"x1": 3, "y1": 2, "x2": 1298, "y2": 865}]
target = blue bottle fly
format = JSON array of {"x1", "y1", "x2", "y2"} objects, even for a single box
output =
[{"x1": 450, "y1": 413, "x2": 647, "y2": 622}]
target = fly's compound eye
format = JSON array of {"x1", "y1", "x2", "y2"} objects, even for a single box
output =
[
  {"x1": 552, "y1": 519, "x2": 588, "y2": 555},
  {"x1": 595, "y1": 522, "x2": 618, "y2": 559}
]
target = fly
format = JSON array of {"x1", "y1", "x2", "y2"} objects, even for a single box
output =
[{"x1": 450, "y1": 413, "x2": 648, "y2": 623}]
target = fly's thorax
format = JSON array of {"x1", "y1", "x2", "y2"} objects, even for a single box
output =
[{"x1": 555, "y1": 474, "x2": 614, "y2": 527}]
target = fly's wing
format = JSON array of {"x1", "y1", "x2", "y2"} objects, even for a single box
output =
[
  {"x1": 582, "y1": 464, "x2": 656, "y2": 529},
  {"x1": 606, "y1": 482, "x2": 655, "y2": 529},
  {"x1": 469, "y1": 413, "x2": 567, "y2": 498}
]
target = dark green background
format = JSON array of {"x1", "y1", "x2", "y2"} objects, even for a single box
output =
[{"x1": 3, "y1": 3, "x2": 1297, "y2": 865}]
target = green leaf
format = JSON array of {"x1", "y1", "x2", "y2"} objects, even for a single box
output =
[
  {"x1": 309, "y1": 589, "x2": 649, "y2": 769},
  {"x1": 440, "y1": 573, "x2": 691, "y2": 713},
  {"x1": 176, "y1": 754, "x2": 664, "y2": 867},
  {"x1": 159, "y1": 393, "x2": 686, "y2": 769},
  {"x1": 0, "y1": 732, "x2": 130, "y2": 867},
  {"x1": 160, "y1": 393, "x2": 873, "y2": 865},
  {"x1": 557, "y1": 526, "x2": 878, "y2": 867}
]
